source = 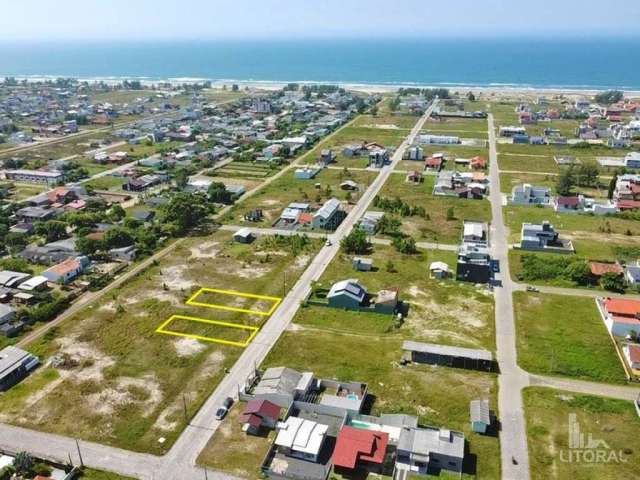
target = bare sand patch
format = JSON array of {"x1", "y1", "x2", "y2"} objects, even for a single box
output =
[
  {"x1": 86, "y1": 375, "x2": 163, "y2": 417},
  {"x1": 173, "y1": 337, "x2": 207, "y2": 357},
  {"x1": 189, "y1": 241, "x2": 220, "y2": 259},
  {"x1": 162, "y1": 264, "x2": 196, "y2": 290}
]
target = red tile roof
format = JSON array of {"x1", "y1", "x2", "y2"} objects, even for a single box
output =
[
  {"x1": 332, "y1": 426, "x2": 389, "y2": 470},
  {"x1": 238, "y1": 399, "x2": 281, "y2": 425},
  {"x1": 603, "y1": 298, "x2": 640, "y2": 317},
  {"x1": 557, "y1": 196, "x2": 580, "y2": 206},
  {"x1": 589, "y1": 262, "x2": 623, "y2": 277},
  {"x1": 626, "y1": 344, "x2": 640, "y2": 364},
  {"x1": 298, "y1": 212, "x2": 313, "y2": 225}
]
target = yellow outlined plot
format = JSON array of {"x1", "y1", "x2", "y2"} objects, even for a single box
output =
[
  {"x1": 156, "y1": 315, "x2": 259, "y2": 347},
  {"x1": 186, "y1": 288, "x2": 282, "y2": 316}
]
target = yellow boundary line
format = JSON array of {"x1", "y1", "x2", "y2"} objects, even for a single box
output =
[
  {"x1": 156, "y1": 314, "x2": 259, "y2": 348},
  {"x1": 186, "y1": 287, "x2": 282, "y2": 316}
]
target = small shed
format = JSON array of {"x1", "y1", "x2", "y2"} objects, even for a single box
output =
[
  {"x1": 470, "y1": 399, "x2": 491, "y2": 433},
  {"x1": 352, "y1": 257, "x2": 373, "y2": 272},
  {"x1": 234, "y1": 228, "x2": 255, "y2": 244},
  {"x1": 430, "y1": 261, "x2": 450, "y2": 279}
]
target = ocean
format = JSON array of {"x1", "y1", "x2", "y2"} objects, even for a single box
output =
[{"x1": 0, "y1": 37, "x2": 639, "y2": 90}]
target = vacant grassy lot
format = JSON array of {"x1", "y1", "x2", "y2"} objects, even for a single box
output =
[
  {"x1": 497, "y1": 153, "x2": 560, "y2": 173},
  {"x1": 378, "y1": 173, "x2": 492, "y2": 244},
  {"x1": 197, "y1": 401, "x2": 277, "y2": 478},
  {"x1": 85, "y1": 175, "x2": 127, "y2": 191},
  {"x1": 514, "y1": 292, "x2": 626, "y2": 384},
  {"x1": 352, "y1": 112, "x2": 420, "y2": 130},
  {"x1": 0, "y1": 231, "x2": 320, "y2": 454},
  {"x1": 303, "y1": 244, "x2": 495, "y2": 351},
  {"x1": 524, "y1": 387, "x2": 640, "y2": 480},
  {"x1": 262, "y1": 330, "x2": 500, "y2": 479},
  {"x1": 499, "y1": 143, "x2": 629, "y2": 159},
  {"x1": 423, "y1": 117, "x2": 489, "y2": 138},
  {"x1": 221, "y1": 167, "x2": 376, "y2": 226}
]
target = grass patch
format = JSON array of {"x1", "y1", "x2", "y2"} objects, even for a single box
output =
[
  {"x1": 379, "y1": 174, "x2": 492, "y2": 244},
  {"x1": 514, "y1": 292, "x2": 626, "y2": 384},
  {"x1": 307, "y1": 245, "x2": 495, "y2": 351},
  {"x1": 0, "y1": 231, "x2": 320, "y2": 454},
  {"x1": 524, "y1": 387, "x2": 640, "y2": 480}
]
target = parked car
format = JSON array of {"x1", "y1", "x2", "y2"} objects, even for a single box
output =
[
  {"x1": 526, "y1": 285, "x2": 539, "y2": 292},
  {"x1": 215, "y1": 397, "x2": 234, "y2": 420}
]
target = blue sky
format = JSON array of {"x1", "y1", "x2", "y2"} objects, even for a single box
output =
[{"x1": 2, "y1": 0, "x2": 639, "y2": 40}]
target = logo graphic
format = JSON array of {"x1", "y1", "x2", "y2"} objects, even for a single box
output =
[{"x1": 559, "y1": 413, "x2": 627, "y2": 464}]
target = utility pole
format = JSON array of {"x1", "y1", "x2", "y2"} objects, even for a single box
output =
[
  {"x1": 182, "y1": 393, "x2": 188, "y2": 424},
  {"x1": 283, "y1": 271, "x2": 286, "y2": 297},
  {"x1": 204, "y1": 467, "x2": 209, "y2": 480},
  {"x1": 75, "y1": 439, "x2": 84, "y2": 467}
]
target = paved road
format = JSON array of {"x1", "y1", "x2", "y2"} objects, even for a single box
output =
[
  {"x1": 488, "y1": 113, "x2": 532, "y2": 480},
  {"x1": 529, "y1": 375, "x2": 640, "y2": 401}
]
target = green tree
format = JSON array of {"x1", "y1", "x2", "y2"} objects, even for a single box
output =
[
  {"x1": 12, "y1": 451, "x2": 34, "y2": 476},
  {"x1": 608, "y1": 173, "x2": 618, "y2": 200},
  {"x1": 392, "y1": 235, "x2": 418, "y2": 254},
  {"x1": 109, "y1": 204, "x2": 126, "y2": 222},
  {"x1": 556, "y1": 167, "x2": 576, "y2": 196},
  {"x1": 467, "y1": 91, "x2": 476, "y2": 102},
  {"x1": 575, "y1": 161, "x2": 599, "y2": 187},
  {"x1": 104, "y1": 227, "x2": 134, "y2": 249},
  {"x1": 35, "y1": 220, "x2": 68, "y2": 242},
  {"x1": 600, "y1": 272, "x2": 625, "y2": 293},
  {"x1": 76, "y1": 235, "x2": 104, "y2": 255},
  {"x1": 446, "y1": 207, "x2": 455, "y2": 221},
  {"x1": 0, "y1": 257, "x2": 33, "y2": 274},
  {"x1": 340, "y1": 229, "x2": 370, "y2": 254},
  {"x1": 370, "y1": 105, "x2": 378, "y2": 116},
  {"x1": 594, "y1": 90, "x2": 623, "y2": 105},
  {"x1": 208, "y1": 182, "x2": 232, "y2": 204},
  {"x1": 160, "y1": 192, "x2": 209, "y2": 233}
]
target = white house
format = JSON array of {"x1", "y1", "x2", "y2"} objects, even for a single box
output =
[
  {"x1": 623, "y1": 344, "x2": 640, "y2": 370},
  {"x1": 510, "y1": 184, "x2": 551, "y2": 206},
  {"x1": 275, "y1": 417, "x2": 329, "y2": 462}
]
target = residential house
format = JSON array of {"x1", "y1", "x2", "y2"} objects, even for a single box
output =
[
  {"x1": 396, "y1": 426, "x2": 465, "y2": 475},
  {"x1": 239, "y1": 399, "x2": 281, "y2": 435},
  {"x1": 520, "y1": 221, "x2": 573, "y2": 253},
  {"x1": 405, "y1": 146, "x2": 424, "y2": 161},
  {"x1": 327, "y1": 279, "x2": 367, "y2": 310},
  {"x1": 625, "y1": 264, "x2": 640, "y2": 287},
  {"x1": 0, "y1": 346, "x2": 40, "y2": 391},
  {"x1": 599, "y1": 297, "x2": 640, "y2": 337},
  {"x1": 0, "y1": 271, "x2": 31, "y2": 289},
  {"x1": 623, "y1": 344, "x2": 640, "y2": 371},
  {"x1": 554, "y1": 196, "x2": 582, "y2": 213},
  {"x1": 332, "y1": 426, "x2": 390, "y2": 474},
  {"x1": 295, "y1": 166, "x2": 322, "y2": 180},
  {"x1": 0, "y1": 304, "x2": 15, "y2": 325},
  {"x1": 510, "y1": 184, "x2": 551, "y2": 206},
  {"x1": 109, "y1": 245, "x2": 137, "y2": 262},
  {"x1": 312, "y1": 198, "x2": 343, "y2": 230},
  {"x1": 462, "y1": 221, "x2": 489, "y2": 247},
  {"x1": 419, "y1": 134, "x2": 460, "y2": 145},
  {"x1": 369, "y1": 148, "x2": 389, "y2": 168},
  {"x1": 42, "y1": 256, "x2": 89, "y2": 284},
  {"x1": 589, "y1": 262, "x2": 623, "y2": 279},
  {"x1": 499, "y1": 126, "x2": 526, "y2": 138},
  {"x1": 456, "y1": 243, "x2": 492, "y2": 283},
  {"x1": 319, "y1": 149, "x2": 336, "y2": 165},
  {"x1": 19, "y1": 238, "x2": 79, "y2": 265},
  {"x1": 2, "y1": 169, "x2": 64, "y2": 186},
  {"x1": 374, "y1": 289, "x2": 398, "y2": 315},
  {"x1": 358, "y1": 211, "x2": 384, "y2": 235},
  {"x1": 274, "y1": 416, "x2": 329, "y2": 462}
]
